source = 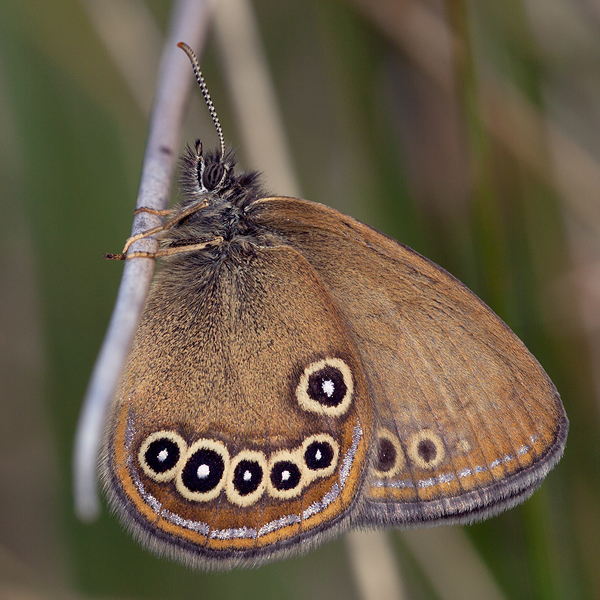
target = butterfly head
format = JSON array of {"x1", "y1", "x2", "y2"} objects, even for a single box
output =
[
  {"x1": 178, "y1": 143, "x2": 267, "y2": 214},
  {"x1": 193, "y1": 138, "x2": 230, "y2": 194}
]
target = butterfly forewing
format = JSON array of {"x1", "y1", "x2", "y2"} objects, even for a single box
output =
[{"x1": 247, "y1": 197, "x2": 568, "y2": 526}]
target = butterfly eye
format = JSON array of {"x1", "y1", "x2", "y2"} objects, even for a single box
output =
[
  {"x1": 406, "y1": 429, "x2": 445, "y2": 470},
  {"x1": 373, "y1": 429, "x2": 405, "y2": 477},
  {"x1": 226, "y1": 450, "x2": 268, "y2": 507},
  {"x1": 200, "y1": 161, "x2": 225, "y2": 191},
  {"x1": 138, "y1": 431, "x2": 186, "y2": 482},
  {"x1": 176, "y1": 439, "x2": 230, "y2": 501},
  {"x1": 302, "y1": 434, "x2": 339, "y2": 480},
  {"x1": 267, "y1": 450, "x2": 306, "y2": 499},
  {"x1": 296, "y1": 358, "x2": 354, "y2": 416}
]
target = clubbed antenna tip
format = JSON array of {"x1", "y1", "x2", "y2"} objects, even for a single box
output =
[{"x1": 178, "y1": 42, "x2": 226, "y2": 159}]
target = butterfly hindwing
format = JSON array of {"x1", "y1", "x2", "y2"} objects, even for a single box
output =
[{"x1": 103, "y1": 243, "x2": 374, "y2": 569}]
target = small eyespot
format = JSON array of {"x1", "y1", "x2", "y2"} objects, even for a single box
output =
[
  {"x1": 234, "y1": 461, "x2": 263, "y2": 494},
  {"x1": 138, "y1": 431, "x2": 186, "y2": 482},
  {"x1": 201, "y1": 161, "x2": 225, "y2": 191},
  {"x1": 271, "y1": 462, "x2": 301, "y2": 490},
  {"x1": 407, "y1": 429, "x2": 445, "y2": 469},
  {"x1": 373, "y1": 429, "x2": 405, "y2": 477},
  {"x1": 456, "y1": 439, "x2": 471, "y2": 453},
  {"x1": 267, "y1": 450, "x2": 306, "y2": 500},
  {"x1": 296, "y1": 358, "x2": 354, "y2": 416},
  {"x1": 302, "y1": 434, "x2": 339, "y2": 480},
  {"x1": 226, "y1": 450, "x2": 268, "y2": 507},
  {"x1": 176, "y1": 439, "x2": 230, "y2": 502}
]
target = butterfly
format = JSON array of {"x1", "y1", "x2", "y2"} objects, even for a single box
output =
[{"x1": 101, "y1": 42, "x2": 568, "y2": 570}]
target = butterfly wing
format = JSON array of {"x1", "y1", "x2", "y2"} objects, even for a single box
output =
[
  {"x1": 103, "y1": 243, "x2": 374, "y2": 569},
  {"x1": 247, "y1": 197, "x2": 568, "y2": 527}
]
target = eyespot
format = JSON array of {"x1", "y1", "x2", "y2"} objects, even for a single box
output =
[
  {"x1": 407, "y1": 429, "x2": 445, "y2": 469},
  {"x1": 373, "y1": 429, "x2": 405, "y2": 477},
  {"x1": 302, "y1": 434, "x2": 339, "y2": 480},
  {"x1": 225, "y1": 450, "x2": 268, "y2": 507},
  {"x1": 176, "y1": 439, "x2": 230, "y2": 502},
  {"x1": 456, "y1": 439, "x2": 471, "y2": 453},
  {"x1": 267, "y1": 450, "x2": 306, "y2": 500},
  {"x1": 138, "y1": 431, "x2": 186, "y2": 482},
  {"x1": 200, "y1": 161, "x2": 225, "y2": 191},
  {"x1": 296, "y1": 358, "x2": 354, "y2": 416}
]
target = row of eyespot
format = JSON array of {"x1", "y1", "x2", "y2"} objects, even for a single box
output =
[
  {"x1": 373, "y1": 428, "x2": 446, "y2": 477},
  {"x1": 138, "y1": 431, "x2": 340, "y2": 507}
]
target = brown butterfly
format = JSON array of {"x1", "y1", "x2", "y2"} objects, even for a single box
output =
[{"x1": 101, "y1": 42, "x2": 568, "y2": 570}]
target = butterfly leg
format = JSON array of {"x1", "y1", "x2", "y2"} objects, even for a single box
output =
[
  {"x1": 105, "y1": 199, "x2": 210, "y2": 260},
  {"x1": 133, "y1": 207, "x2": 174, "y2": 217},
  {"x1": 126, "y1": 236, "x2": 224, "y2": 259}
]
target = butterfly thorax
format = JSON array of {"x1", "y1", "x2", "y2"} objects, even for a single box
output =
[{"x1": 161, "y1": 146, "x2": 281, "y2": 268}]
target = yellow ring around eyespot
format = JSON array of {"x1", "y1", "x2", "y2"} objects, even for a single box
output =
[
  {"x1": 373, "y1": 428, "x2": 406, "y2": 478},
  {"x1": 296, "y1": 358, "x2": 354, "y2": 416},
  {"x1": 301, "y1": 433, "x2": 339, "y2": 482},
  {"x1": 175, "y1": 438, "x2": 230, "y2": 502},
  {"x1": 225, "y1": 449, "x2": 268, "y2": 507},
  {"x1": 137, "y1": 430, "x2": 187, "y2": 482},
  {"x1": 406, "y1": 429, "x2": 445, "y2": 470},
  {"x1": 266, "y1": 448, "x2": 307, "y2": 500}
]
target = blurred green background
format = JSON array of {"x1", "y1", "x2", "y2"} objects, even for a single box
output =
[{"x1": 1, "y1": 0, "x2": 599, "y2": 598}]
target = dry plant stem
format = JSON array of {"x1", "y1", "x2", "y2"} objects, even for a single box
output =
[
  {"x1": 79, "y1": 0, "x2": 164, "y2": 117},
  {"x1": 212, "y1": 0, "x2": 301, "y2": 196},
  {"x1": 402, "y1": 528, "x2": 508, "y2": 600},
  {"x1": 347, "y1": 530, "x2": 407, "y2": 600},
  {"x1": 73, "y1": 0, "x2": 211, "y2": 522}
]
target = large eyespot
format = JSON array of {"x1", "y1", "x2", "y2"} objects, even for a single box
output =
[
  {"x1": 176, "y1": 439, "x2": 230, "y2": 502},
  {"x1": 267, "y1": 450, "x2": 306, "y2": 500},
  {"x1": 302, "y1": 434, "x2": 339, "y2": 480},
  {"x1": 407, "y1": 429, "x2": 445, "y2": 470},
  {"x1": 200, "y1": 161, "x2": 225, "y2": 191},
  {"x1": 296, "y1": 358, "x2": 354, "y2": 416},
  {"x1": 373, "y1": 429, "x2": 405, "y2": 477},
  {"x1": 138, "y1": 431, "x2": 186, "y2": 482},
  {"x1": 226, "y1": 450, "x2": 268, "y2": 507}
]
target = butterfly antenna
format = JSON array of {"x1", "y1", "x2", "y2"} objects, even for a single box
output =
[{"x1": 178, "y1": 42, "x2": 226, "y2": 160}]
